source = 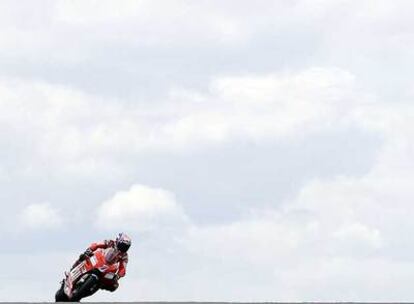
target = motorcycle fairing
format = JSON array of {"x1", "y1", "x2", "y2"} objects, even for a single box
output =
[{"x1": 63, "y1": 248, "x2": 119, "y2": 299}]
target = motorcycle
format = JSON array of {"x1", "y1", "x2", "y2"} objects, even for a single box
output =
[{"x1": 55, "y1": 247, "x2": 120, "y2": 302}]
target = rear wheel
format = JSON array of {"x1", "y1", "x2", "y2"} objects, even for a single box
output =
[
  {"x1": 71, "y1": 274, "x2": 99, "y2": 302},
  {"x1": 55, "y1": 281, "x2": 69, "y2": 302}
]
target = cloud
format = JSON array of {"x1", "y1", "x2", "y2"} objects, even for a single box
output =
[
  {"x1": 96, "y1": 184, "x2": 189, "y2": 232},
  {"x1": 167, "y1": 95, "x2": 414, "y2": 300},
  {"x1": 0, "y1": 251, "x2": 77, "y2": 301},
  {"x1": 0, "y1": 66, "x2": 357, "y2": 179},
  {"x1": 1, "y1": 75, "x2": 412, "y2": 299},
  {"x1": 19, "y1": 203, "x2": 63, "y2": 230},
  {"x1": 0, "y1": 0, "x2": 251, "y2": 67},
  {"x1": 101, "y1": 96, "x2": 414, "y2": 301},
  {"x1": 164, "y1": 67, "x2": 356, "y2": 146},
  {"x1": 0, "y1": 50, "x2": 404, "y2": 300}
]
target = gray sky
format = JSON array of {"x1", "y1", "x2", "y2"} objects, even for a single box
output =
[{"x1": 1, "y1": 0, "x2": 414, "y2": 301}]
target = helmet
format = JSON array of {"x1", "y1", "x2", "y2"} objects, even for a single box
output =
[{"x1": 116, "y1": 232, "x2": 131, "y2": 253}]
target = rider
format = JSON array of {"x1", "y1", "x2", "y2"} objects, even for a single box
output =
[{"x1": 72, "y1": 233, "x2": 131, "y2": 292}]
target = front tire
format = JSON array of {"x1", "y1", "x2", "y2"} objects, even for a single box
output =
[{"x1": 71, "y1": 274, "x2": 99, "y2": 302}]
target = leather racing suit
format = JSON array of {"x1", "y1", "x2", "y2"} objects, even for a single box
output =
[{"x1": 73, "y1": 239, "x2": 129, "y2": 292}]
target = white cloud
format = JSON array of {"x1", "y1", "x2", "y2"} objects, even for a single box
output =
[
  {"x1": 164, "y1": 67, "x2": 356, "y2": 145},
  {"x1": 19, "y1": 203, "x2": 63, "y2": 230},
  {"x1": 0, "y1": 0, "x2": 252, "y2": 66},
  {"x1": 0, "y1": 66, "x2": 358, "y2": 180},
  {"x1": 2, "y1": 71, "x2": 413, "y2": 299},
  {"x1": 96, "y1": 184, "x2": 189, "y2": 232},
  {"x1": 0, "y1": 251, "x2": 77, "y2": 301},
  {"x1": 1, "y1": 0, "x2": 412, "y2": 69},
  {"x1": 52, "y1": 1, "x2": 251, "y2": 46},
  {"x1": 333, "y1": 222, "x2": 383, "y2": 249},
  {"x1": 95, "y1": 94, "x2": 414, "y2": 300},
  {"x1": 168, "y1": 93, "x2": 414, "y2": 300}
]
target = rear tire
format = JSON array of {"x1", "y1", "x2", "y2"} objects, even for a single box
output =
[
  {"x1": 55, "y1": 282, "x2": 69, "y2": 302},
  {"x1": 71, "y1": 274, "x2": 99, "y2": 302}
]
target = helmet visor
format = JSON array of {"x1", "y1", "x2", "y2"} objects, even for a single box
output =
[{"x1": 117, "y1": 242, "x2": 130, "y2": 253}]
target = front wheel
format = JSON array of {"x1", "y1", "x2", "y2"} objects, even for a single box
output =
[{"x1": 71, "y1": 274, "x2": 99, "y2": 302}]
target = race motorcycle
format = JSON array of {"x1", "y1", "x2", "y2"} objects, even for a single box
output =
[{"x1": 55, "y1": 247, "x2": 120, "y2": 302}]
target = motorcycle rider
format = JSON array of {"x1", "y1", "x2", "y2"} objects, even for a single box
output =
[{"x1": 71, "y1": 232, "x2": 131, "y2": 292}]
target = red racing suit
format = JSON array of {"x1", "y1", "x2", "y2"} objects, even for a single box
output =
[
  {"x1": 88, "y1": 239, "x2": 128, "y2": 278},
  {"x1": 70, "y1": 239, "x2": 129, "y2": 291}
]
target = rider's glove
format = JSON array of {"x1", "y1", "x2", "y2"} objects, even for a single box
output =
[
  {"x1": 79, "y1": 248, "x2": 93, "y2": 261},
  {"x1": 85, "y1": 248, "x2": 94, "y2": 256}
]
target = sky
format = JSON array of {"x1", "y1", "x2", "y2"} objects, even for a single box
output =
[{"x1": 1, "y1": 0, "x2": 414, "y2": 301}]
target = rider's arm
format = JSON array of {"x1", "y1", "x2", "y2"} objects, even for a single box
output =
[
  {"x1": 88, "y1": 239, "x2": 114, "y2": 251},
  {"x1": 117, "y1": 255, "x2": 128, "y2": 278},
  {"x1": 78, "y1": 240, "x2": 114, "y2": 262}
]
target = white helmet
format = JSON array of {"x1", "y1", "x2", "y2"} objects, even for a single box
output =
[{"x1": 116, "y1": 232, "x2": 131, "y2": 253}]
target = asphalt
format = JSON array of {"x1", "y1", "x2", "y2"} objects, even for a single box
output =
[{"x1": 5, "y1": 302, "x2": 414, "y2": 304}]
